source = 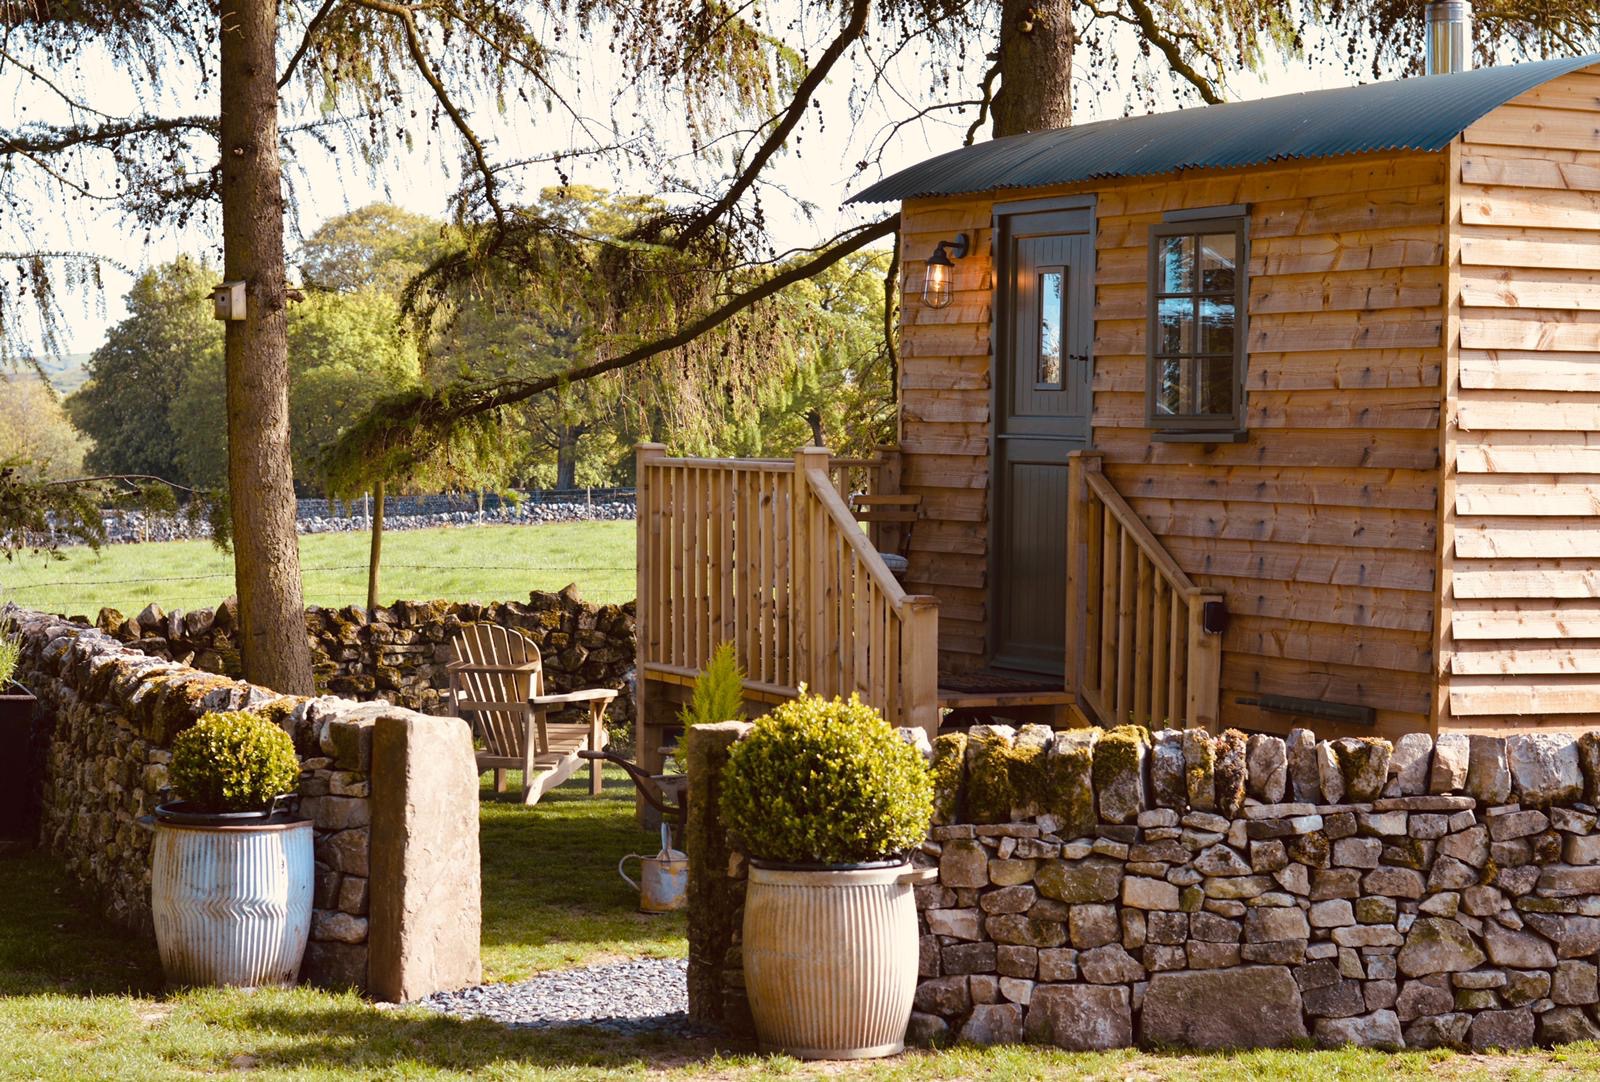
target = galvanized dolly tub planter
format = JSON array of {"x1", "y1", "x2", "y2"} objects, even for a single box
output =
[
  {"x1": 146, "y1": 710, "x2": 314, "y2": 988},
  {"x1": 743, "y1": 857, "x2": 935, "y2": 1059},
  {"x1": 149, "y1": 795, "x2": 314, "y2": 988}
]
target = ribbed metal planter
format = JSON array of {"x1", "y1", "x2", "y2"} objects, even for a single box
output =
[
  {"x1": 150, "y1": 814, "x2": 314, "y2": 988},
  {"x1": 742, "y1": 861, "x2": 928, "y2": 1059}
]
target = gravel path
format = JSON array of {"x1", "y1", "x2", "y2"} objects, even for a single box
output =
[{"x1": 417, "y1": 958, "x2": 710, "y2": 1037}]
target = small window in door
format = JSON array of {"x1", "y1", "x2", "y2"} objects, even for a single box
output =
[
  {"x1": 1146, "y1": 216, "x2": 1247, "y2": 434},
  {"x1": 1036, "y1": 268, "x2": 1065, "y2": 390}
]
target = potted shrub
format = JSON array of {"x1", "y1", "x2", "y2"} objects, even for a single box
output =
[
  {"x1": 721, "y1": 693, "x2": 934, "y2": 1059},
  {"x1": 0, "y1": 624, "x2": 38, "y2": 842},
  {"x1": 151, "y1": 710, "x2": 313, "y2": 988}
]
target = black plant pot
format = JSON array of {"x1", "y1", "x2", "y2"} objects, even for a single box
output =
[{"x1": 0, "y1": 689, "x2": 39, "y2": 843}]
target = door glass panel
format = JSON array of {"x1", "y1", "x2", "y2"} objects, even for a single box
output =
[
  {"x1": 1158, "y1": 235, "x2": 1195, "y2": 292},
  {"x1": 1037, "y1": 270, "x2": 1063, "y2": 387}
]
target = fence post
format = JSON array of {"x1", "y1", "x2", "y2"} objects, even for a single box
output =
[
  {"x1": 873, "y1": 444, "x2": 903, "y2": 553},
  {"x1": 791, "y1": 447, "x2": 831, "y2": 691},
  {"x1": 1185, "y1": 591, "x2": 1224, "y2": 733},
  {"x1": 899, "y1": 594, "x2": 940, "y2": 746},
  {"x1": 1065, "y1": 451, "x2": 1102, "y2": 714},
  {"x1": 634, "y1": 443, "x2": 667, "y2": 775}
]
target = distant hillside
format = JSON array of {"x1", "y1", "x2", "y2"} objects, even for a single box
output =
[{"x1": 31, "y1": 352, "x2": 92, "y2": 394}]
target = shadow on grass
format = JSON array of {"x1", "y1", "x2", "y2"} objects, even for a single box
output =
[
  {"x1": 206, "y1": 997, "x2": 736, "y2": 1077},
  {"x1": 476, "y1": 767, "x2": 688, "y2": 978},
  {"x1": 0, "y1": 849, "x2": 164, "y2": 997}
]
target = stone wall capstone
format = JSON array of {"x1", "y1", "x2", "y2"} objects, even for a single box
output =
[
  {"x1": 11, "y1": 607, "x2": 480, "y2": 1000},
  {"x1": 691, "y1": 721, "x2": 1600, "y2": 1051},
  {"x1": 80, "y1": 586, "x2": 636, "y2": 742}
]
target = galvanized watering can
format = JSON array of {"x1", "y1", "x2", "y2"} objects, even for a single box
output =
[{"x1": 619, "y1": 824, "x2": 688, "y2": 913}]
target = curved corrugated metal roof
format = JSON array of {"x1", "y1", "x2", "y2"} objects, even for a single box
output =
[{"x1": 847, "y1": 54, "x2": 1600, "y2": 204}]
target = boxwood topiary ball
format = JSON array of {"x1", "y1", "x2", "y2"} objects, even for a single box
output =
[
  {"x1": 169, "y1": 710, "x2": 301, "y2": 814},
  {"x1": 720, "y1": 693, "x2": 933, "y2": 865}
]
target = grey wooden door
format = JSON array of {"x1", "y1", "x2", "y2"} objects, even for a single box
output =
[{"x1": 991, "y1": 207, "x2": 1094, "y2": 675}]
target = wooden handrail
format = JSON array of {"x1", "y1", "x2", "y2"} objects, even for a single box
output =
[
  {"x1": 1068, "y1": 451, "x2": 1223, "y2": 731},
  {"x1": 800, "y1": 456, "x2": 911, "y2": 608},
  {"x1": 635, "y1": 443, "x2": 939, "y2": 743}
]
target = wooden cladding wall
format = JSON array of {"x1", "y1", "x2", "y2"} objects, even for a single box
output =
[
  {"x1": 898, "y1": 200, "x2": 997, "y2": 672},
  {"x1": 1091, "y1": 154, "x2": 1447, "y2": 741},
  {"x1": 899, "y1": 150, "x2": 1449, "y2": 733},
  {"x1": 1446, "y1": 66, "x2": 1600, "y2": 728}
]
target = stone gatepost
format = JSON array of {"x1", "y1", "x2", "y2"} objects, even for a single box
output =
[{"x1": 684, "y1": 720, "x2": 753, "y2": 1029}]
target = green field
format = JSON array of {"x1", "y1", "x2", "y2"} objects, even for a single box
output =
[{"x1": 1, "y1": 521, "x2": 636, "y2": 617}]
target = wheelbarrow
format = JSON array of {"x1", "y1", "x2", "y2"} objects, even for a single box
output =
[{"x1": 577, "y1": 749, "x2": 688, "y2": 830}]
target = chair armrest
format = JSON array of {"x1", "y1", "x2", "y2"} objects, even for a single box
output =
[{"x1": 528, "y1": 688, "x2": 619, "y2": 706}]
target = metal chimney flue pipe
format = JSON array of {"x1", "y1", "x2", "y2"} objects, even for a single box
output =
[{"x1": 1425, "y1": 1, "x2": 1472, "y2": 75}]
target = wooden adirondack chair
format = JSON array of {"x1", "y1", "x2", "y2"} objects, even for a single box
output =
[{"x1": 446, "y1": 623, "x2": 616, "y2": 805}]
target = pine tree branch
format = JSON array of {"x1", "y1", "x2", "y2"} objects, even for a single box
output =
[
  {"x1": 328, "y1": 214, "x2": 899, "y2": 482},
  {"x1": 351, "y1": 0, "x2": 506, "y2": 225},
  {"x1": 277, "y1": 0, "x2": 342, "y2": 89},
  {"x1": 675, "y1": 0, "x2": 872, "y2": 247}
]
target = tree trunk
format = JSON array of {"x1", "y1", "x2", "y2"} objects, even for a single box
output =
[
  {"x1": 367, "y1": 480, "x2": 385, "y2": 612},
  {"x1": 220, "y1": 0, "x2": 315, "y2": 694},
  {"x1": 555, "y1": 423, "x2": 583, "y2": 490},
  {"x1": 991, "y1": 0, "x2": 1074, "y2": 138}
]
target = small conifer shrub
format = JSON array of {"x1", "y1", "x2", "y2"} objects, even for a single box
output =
[
  {"x1": 721, "y1": 693, "x2": 933, "y2": 865},
  {"x1": 169, "y1": 711, "x2": 301, "y2": 813},
  {"x1": 673, "y1": 641, "x2": 745, "y2": 772}
]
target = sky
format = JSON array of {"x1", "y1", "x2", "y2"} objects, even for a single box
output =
[{"x1": 2, "y1": 9, "x2": 1402, "y2": 359}]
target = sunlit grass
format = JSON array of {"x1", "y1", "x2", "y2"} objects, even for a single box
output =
[{"x1": 0, "y1": 520, "x2": 635, "y2": 617}]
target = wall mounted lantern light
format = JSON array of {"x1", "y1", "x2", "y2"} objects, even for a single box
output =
[{"x1": 921, "y1": 233, "x2": 969, "y2": 309}]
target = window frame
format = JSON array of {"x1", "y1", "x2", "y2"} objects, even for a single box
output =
[{"x1": 1144, "y1": 212, "x2": 1250, "y2": 437}]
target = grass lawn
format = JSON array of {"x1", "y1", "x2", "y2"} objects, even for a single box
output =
[
  {"x1": 5, "y1": 771, "x2": 1600, "y2": 1079},
  {"x1": 0, "y1": 520, "x2": 635, "y2": 618}
]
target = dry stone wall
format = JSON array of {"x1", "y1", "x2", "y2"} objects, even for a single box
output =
[
  {"x1": 11, "y1": 608, "x2": 480, "y2": 999},
  {"x1": 691, "y1": 721, "x2": 1600, "y2": 1051},
  {"x1": 84, "y1": 587, "x2": 636, "y2": 740}
]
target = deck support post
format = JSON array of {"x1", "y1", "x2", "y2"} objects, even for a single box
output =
[
  {"x1": 1185, "y1": 592, "x2": 1225, "y2": 733},
  {"x1": 899, "y1": 594, "x2": 940, "y2": 746},
  {"x1": 1065, "y1": 451, "x2": 1104, "y2": 719},
  {"x1": 634, "y1": 442, "x2": 667, "y2": 806}
]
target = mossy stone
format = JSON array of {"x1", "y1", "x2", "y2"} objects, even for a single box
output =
[
  {"x1": 1008, "y1": 724, "x2": 1055, "y2": 818},
  {"x1": 1183, "y1": 729, "x2": 1217, "y2": 812},
  {"x1": 1093, "y1": 724, "x2": 1149, "y2": 825},
  {"x1": 929, "y1": 733, "x2": 967, "y2": 826},
  {"x1": 1047, "y1": 728, "x2": 1098, "y2": 839},
  {"x1": 965, "y1": 726, "x2": 1018, "y2": 825},
  {"x1": 1150, "y1": 729, "x2": 1188, "y2": 813},
  {"x1": 1214, "y1": 729, "x2": 1248, "y2": 817},
  {"x1": 1333, "y1": 736, "x2": 1393, "y2": 803}
]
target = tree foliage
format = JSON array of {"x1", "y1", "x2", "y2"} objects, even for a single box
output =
[
  {"x1": 66, "y1": 258, "x2": 218, "y2": 487},
  {"x1": 171, "y1": 288, "x2": 425, "y2": 488},
  {"x1": 0, "y1": 376, "x2": 87, "y2": 482}
]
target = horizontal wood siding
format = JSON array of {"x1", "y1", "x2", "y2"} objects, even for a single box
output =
[
  {"x1": 1090, "y1": 154, "x2": 1446, "y2": 741},
  {"x1": 900, "y1": 151, "x2": 1448, "y2": 731},
  {"x1": 898, "y1": 200, "x2": 995, "y2": 672},
  {"x1": 1447, "y1": 66, "x2": 1600, "y2": 728}
]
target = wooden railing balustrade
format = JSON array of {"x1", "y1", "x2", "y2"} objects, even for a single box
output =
[
  {"x1": 1067, "y1": 451, "x2": 1223, "y2": 731},
  {"x1": 635, "y1": 444, "x2": 939, "y2": 743},
  {"x1": 826, "y1": 446, "x2": 912, "y2": 555}
]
